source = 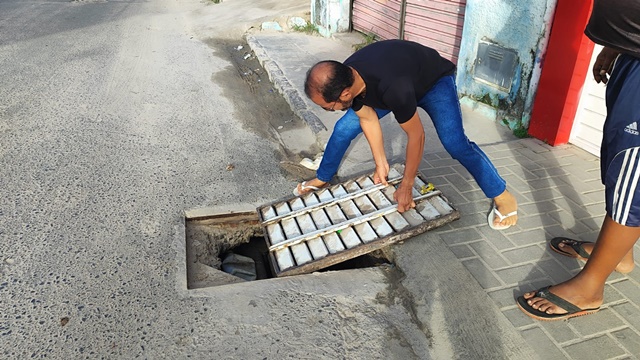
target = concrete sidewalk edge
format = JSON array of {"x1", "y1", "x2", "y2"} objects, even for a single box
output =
[{"x1": 245, "y1": 32, "x2": 327, "y2": 134}]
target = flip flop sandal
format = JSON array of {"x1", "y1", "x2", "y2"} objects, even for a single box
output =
[
  {"x1": 487, "y1": 207, "x2": 517, "y2": 230},
  {"x1": 549, "y1": 237, "x2": 632, "y2": 274},
  {"x1": 516, "y1": 286, "x2": 600, "y2": 321},
  {"x1": 550, "y1": 237, "x2": 591, "y2": 261},
  {"x1": 293, "y1": 181, "x2": 327, "y2": 196}
]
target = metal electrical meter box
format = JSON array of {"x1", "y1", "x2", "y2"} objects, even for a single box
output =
[{"x1": 473, "y1": 41, "x2": 519, "y2": 92}]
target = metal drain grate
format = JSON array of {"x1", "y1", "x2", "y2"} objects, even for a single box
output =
[{"x1": 258, "y1": 165, "x2": 460, "y2": 277}]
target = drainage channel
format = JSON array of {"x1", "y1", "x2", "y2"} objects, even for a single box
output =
[
  {"x1": 185, "y1": 211, "x2": 391, "y2": 289},
  {"x1": 184, "y1": 164, "x2": 459, "y2": 289}
]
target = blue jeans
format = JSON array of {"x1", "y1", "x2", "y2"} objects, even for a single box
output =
[{"x1": 316, "y1": 74, "x2": 506, "y2": 199}]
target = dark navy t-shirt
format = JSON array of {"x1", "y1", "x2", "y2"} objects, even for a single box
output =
[{"x1": 343, "y1": 39, "x2": 456, "y2": 123}]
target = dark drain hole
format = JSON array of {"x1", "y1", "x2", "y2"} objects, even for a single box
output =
[
  {"x1": 220, "y1": 237, "x2": 274, "y2": 280},
  {"x1": 185, "y1": 212, "x2": 392, "y2": 289},
  {"x1": 219, "y1": 237, "x2": 391, "y2": 282}
]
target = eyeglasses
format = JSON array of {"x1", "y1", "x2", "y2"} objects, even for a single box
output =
[{"x1": 323, "y1": 99, "x2": 338, "y2": 112}]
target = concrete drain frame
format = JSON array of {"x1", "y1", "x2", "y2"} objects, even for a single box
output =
[
  {"x1": 184, "y1": 165, "x2": 460, "y2": 289},
  {"x1": 184, "y1": 210, "x2": 391, "y2": 289}
]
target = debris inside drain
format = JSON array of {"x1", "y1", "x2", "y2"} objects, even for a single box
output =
[{"x1": 185, "y1": 218, "x2": 393, "y2": 289}]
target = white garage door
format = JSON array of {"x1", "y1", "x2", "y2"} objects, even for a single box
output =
[{"x1": 569, "y1": 45, "x2": 607, "y2": 157}]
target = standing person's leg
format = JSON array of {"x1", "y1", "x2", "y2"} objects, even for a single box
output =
[
  {"x1": 295, "y1": 108, "x2": 390, "y2": 195},
  {"x1": 518, "y1": 54, "x2": 640, "y2": 321},
  {"x1": 518, "y1": 216, "x2": 640, "y2": 320},
  {"x1": 418, "y1": 74, "x2": 517, "y2": 228}
]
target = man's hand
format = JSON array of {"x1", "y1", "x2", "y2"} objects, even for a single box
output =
[
  {"x1": 593, "y1": 47, "x2": 620, "y2": 84},
  {"x1": 394, "y1": 183, "x2": 416, "y2": 213},
  {"x1": 373, "y1": 162, "x2": 389, "y2": 185}
]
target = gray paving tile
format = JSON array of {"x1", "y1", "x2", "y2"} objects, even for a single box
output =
[
  {"x1": 558, "y1": 174, "x2": 605, "y2": 193},
  {"x1": 434, "y1": 184, "x2": 469, "y2": 206},
  {"x1": 462, "y1": 258, "x2": 502, "y2": 289},
  {"x1": 502, "y1": 173, "x2": 531, "y2": 193},
  {"x1": 543, "y1": 224, "x2": 579, "y2": 240},
  {"x1": 504, "y1": 164, "x2": 540, "y2": 181},
  {"x1": 469, "y1": 241, "x2": 509, "y2": 269},
  {"x1": 624, "y1": 268, "x2": 640, "y2": 284},
  {"x1": 611, "y1": 302, "x2": 640, "y2": 331},
  {"x1": 540, "y1": 154, "x2": 582, "y2": 166},
  {"x1": 459, "y1": 188, "x2": 488, "y2": 202},
  {"x1": 518, "y1": 201, "x2": 561, "y2": 216},
  {"x1": 506, "y1": 228, "x2": 549, "y2": 247},
  {"x1": 512, "y1": 154, "x2": 544, "y2": 170},
  {"x1": 521, "y1": 177, "x2": 567, "y2": 192},
  {"x1": 488, "y1": 287, "x2": 520, "y2": 308},
  {"x1": 563, "y1": 188, "x2": 607, "y2": 206},
  {"x1": 545, "y1": 210, "x2": 594, "y2": 235},
  {"x1": 450, "y1": 164, "x2": 471, "y2": 178},
  {"x1": 564, "y1": 144, "x2": 601, "y2": 160},
  {"x1": 515, "y1": 147, "x2": 551, "y2": 162},
  {"x1": 520, "y1": 327, "x2": 568, "y2": 359},
  {"x1": 438, "y1": 228, "x2": 483, "y2": 245},
  {"x1": 420, "y1": 165, "x2": 456, "y2": 177},
  {"x1": 502, "y1": 244, "x2": 547, "y2": 265},
  {"x1": 484, "y1": 147, "x2": 523, "y2": 159},
  {"x1": 489, "y1": 156, "x2": 519, "y2": 168},
  {"x1": 495, "y1": 264, "x2": 547, "y2": 285},
  {"x1": 484, "y1": 142, "x2": 525, "y2": 153},
  {"x1": 604, "y1": 283, "x2": 627, "y2": 305},
  {"x1": 455, "y1": 201, "x2": 488, "y2": 216},
  {"x1": 570, "y1": 309, "x2": 625, "y2": 336},
  {"x1": 606, "y1": 270, "x2": 628, "y2": 282},
  {"x1": 449, "y1": 244, "x2": 474, "y2": 259},
  {"x1": 427, "y1": 175, "x2": 446, "y2": 187},
  {"x1": 427, "y1": 158, "x2": 459, "y2": 168},
  {"x1": 613, "y1": 280, "x2": 640, "y2": 307},
  {"x1": 514, "y1": 213, "x2": 560, "y2": 231},
  {"x1": 530, "y1": 186, "x2": 568, "y2": 202},
  {"x1": 580, "y1": 217, "x2": 604, "y2": 232},
  {"x1": 536, "y1": 258, "x2": 574, "y2": 284},
  {"x1": 540, "y1": 320, "x2": 580, "y2": 344},
  {"x1": 582, "y1": 203, "x2": 606, "y2": 218},
  {"x1": 612, "y1": 328, "x2": 640, "y2": 357},
  {"x1": 550, "y1": 199, "x2": 595, "y2": 220},
  {"x1": 430, "y1": 150, "x2": 450, "y2": 160},
  {"x1": 563, "y1": 335, "x2": 625, "y2": 359},
  {"x1": 503, "y1": 307, "x2": 535, "y2": 328},
  {"x1": 450, "y1": 212, "x2": 488, "y2": 228},
  {"x1": 477, "y1": 225, "x2": 518, "y2": 250},
  {"x1": 444, "y1": 173, "x2": 478, "y2": 193}
]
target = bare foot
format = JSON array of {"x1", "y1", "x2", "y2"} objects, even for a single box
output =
[
  {"x1": 555, "y1": 238, "x2": 635, "y2": 274},
  {"x1": 492, "y1": 189, "x2": 518, "y2": 228},
  {"x1": 296, "y1": 178, "x2": 327, "y2": 196},
  {"x1": 522, "y1": 280, "x2": 603, "y2": 316}
]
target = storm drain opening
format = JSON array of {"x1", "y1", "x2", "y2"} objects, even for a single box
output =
[
  {"x1": 185, "y1": 164, "x2": 460, "y2": 289},
  {"x1": 185, "y1": 213, "x2": 392, "y2": 289}
]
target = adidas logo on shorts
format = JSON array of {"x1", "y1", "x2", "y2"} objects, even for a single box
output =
[{"x1": 625, "y1": 122, "x2": 639, "y2": 135}]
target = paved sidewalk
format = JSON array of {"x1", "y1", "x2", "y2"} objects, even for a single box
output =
[{"x1": 247, "y1": 29, "x2": 640, "y2": 359}]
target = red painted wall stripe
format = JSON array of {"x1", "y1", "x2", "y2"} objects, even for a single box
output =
[{"x1": 528, "y1": 0, "x2": 594, "y2": 146}]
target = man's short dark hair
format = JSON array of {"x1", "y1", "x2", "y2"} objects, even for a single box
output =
[{"x1": 305, "y1": 60, "x2": 355, "y2": 102}]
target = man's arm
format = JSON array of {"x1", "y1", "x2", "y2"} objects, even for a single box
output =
[
  {"x1": 593, "y1": 46, "x2": 620, "y2": 84},
  {"x1": 395, "y1": 110, "x2": 424, "y2": 213},
  {"x1": 356, "y1": 105, "x2": 389, "y2": 185}
]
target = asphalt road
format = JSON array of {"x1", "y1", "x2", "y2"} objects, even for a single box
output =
[{"x1": 0, "y1": 0, "x2": 326, "y2": 357}]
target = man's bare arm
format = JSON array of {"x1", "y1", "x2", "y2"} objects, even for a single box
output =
[
  {"x1": 357, "y1": 105, "x2": 389, "y2": 185},
  {"x1": 395, "y1": 111, "x2": 424, "y2": 212},
  {"x1": 593, "y1": 46, "x2": 620, "y2": 84}
]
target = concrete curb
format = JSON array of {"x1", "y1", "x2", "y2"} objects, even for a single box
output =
[{"x1": 245, "y1": 33, "x2": 327, "y2": 134}]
